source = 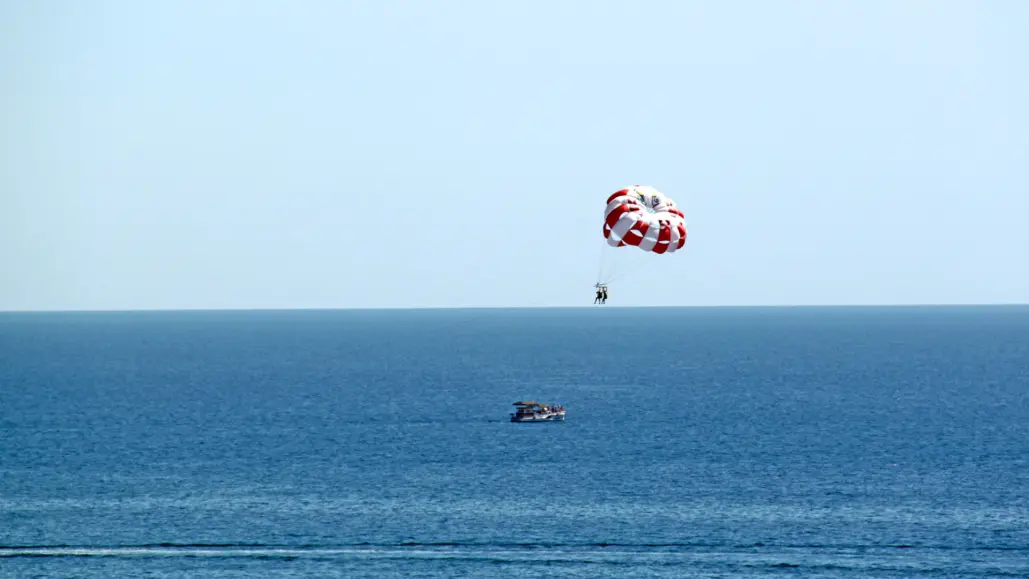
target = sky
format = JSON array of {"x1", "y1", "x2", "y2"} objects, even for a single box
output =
[{"x1": 2, "y1": 0, "x2": 1027, "y2": 310}]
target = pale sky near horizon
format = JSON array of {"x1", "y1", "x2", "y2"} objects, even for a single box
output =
[{"x1": 2, "y1": 0, "x2": 1027, "y2": 310}]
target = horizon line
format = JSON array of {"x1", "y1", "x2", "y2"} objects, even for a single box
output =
[{"x1": 2, "y1": 302, "x2": 1028, "y2": 314}]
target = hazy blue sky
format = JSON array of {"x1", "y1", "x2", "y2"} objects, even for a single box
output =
[{"x1": 2, "y1": 0, "x2": 1027, "y2": 310}]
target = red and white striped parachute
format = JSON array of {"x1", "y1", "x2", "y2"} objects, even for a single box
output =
[{"x1": 603, "y1": 186, "x2": 687, "y2": 254}]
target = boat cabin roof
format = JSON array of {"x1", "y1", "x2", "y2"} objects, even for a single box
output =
[{"x1": 513, "y1": 401, "x2": 562, "y2": 409}]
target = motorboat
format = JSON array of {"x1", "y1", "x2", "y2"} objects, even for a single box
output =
[{"x1": 510, "y1": 400, "x2": 566, "y2": 422}]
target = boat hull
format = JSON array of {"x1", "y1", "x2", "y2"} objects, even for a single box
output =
[{"x1": 510, "y1": 412, "x2": 566, "y2": 423}]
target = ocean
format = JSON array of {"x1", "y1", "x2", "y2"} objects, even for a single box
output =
[{"x1": 1, "y1": 306, "x2": 1027, "y2": 577}]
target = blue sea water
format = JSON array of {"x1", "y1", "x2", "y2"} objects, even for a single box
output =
[{"x1": 1, "y1": 306, "x2": 1028, "y2": 578}]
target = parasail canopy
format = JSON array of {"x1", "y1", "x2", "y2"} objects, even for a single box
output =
[{"x1": 603, "y1": 185, "x2": 687, "y2": 254}]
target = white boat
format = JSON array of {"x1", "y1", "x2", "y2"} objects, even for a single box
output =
[{"x1": 510, "y1": 401, "x2": 566, "y2": 422}]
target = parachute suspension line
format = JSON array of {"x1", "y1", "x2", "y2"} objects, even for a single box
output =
[
  {"x1": 597, "y1": 241, "x2": 653, "y2": 286},
  {"x1": 596, "y1": 236, "x2": 608, "y2": 286}
]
